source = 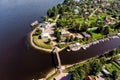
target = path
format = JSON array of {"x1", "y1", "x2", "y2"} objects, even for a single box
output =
[
  {"x1": 54, "y1": 14, "x2": 60, "y2": 22},
  {"x1": 89, "y1": 7, "x2": 99, "y2": 17}
]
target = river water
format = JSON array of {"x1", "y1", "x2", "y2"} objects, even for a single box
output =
[{"x1": 0, "y1": 0, "x2": 120, "y2": 80}]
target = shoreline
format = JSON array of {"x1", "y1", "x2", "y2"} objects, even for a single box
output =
[
  {"x1": 29, "y1": 27, "x2": 119, "y2": 54},
  {"x1": 29, "y1": 28, "x2": 52, "y2": 53}
]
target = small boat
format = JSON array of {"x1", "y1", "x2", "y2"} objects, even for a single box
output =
[
  {"x1": 31, "y1": 20, "x2": 39, "y2": 27},
  {"x1": 67, "y1": 49, "x2": 71, "y2": 52},
  {"x1": 82, "y1": 46, "x2": 86, "y2": 50}
]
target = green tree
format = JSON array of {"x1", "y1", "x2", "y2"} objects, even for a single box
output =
[
  {"x1": 83, "y1": 63, "x2": 90, "y2": 75},
  {"x1": 78, "y1": 69, "x2": 86, "y2": 80},
  {"x1": 80, "y1": 22, "x2": 88, "y2": 31},
  {"x1": 112, "y1": 70, "x2": 118, "y2": 80},
  {"x1": 35, "y1": 28, "x2": 41, "y2": 35},
  {"x1": 56, "y1": 36, "x2": 61, "y2": 42},
  {"x1": 74, "y1": 37, "x2": 79, "y2": 41},
  {"x1": 90, "y1": 59, "x2": 102, "y2": 76},
  {"x1": 71, "y1": 71, "x2": 80, "y2": 80},
  {"x1": 102, "y1": 27, "x2": 110, "y2": 35},
  {"x1": 43, "y1": 16, "x2": 48, "y2": 21},
  {"x1": 69, "y1": 35, "x2": 74, "y2": 42},
  {"x1": 47, "y1": 9, "x2": 52, "y2": 17},
  {"x1": 47, "y1": 9, "x2": 55, "y2": 17},
  {"x1": 66, "y1": 37, "x2": 70, "y2": 42},
  {"x1": 96, "y1": 26, "x2": 104, "y2": 33},
  {"x1": 54, "y1": 28, "x2": 60, "y2": 37},
  {"x1": 52, "y1": 6, "x2": 58, "y2": 16},
  {"x1": 99, "y1": 57, "x2": 106, "y2": 65}
]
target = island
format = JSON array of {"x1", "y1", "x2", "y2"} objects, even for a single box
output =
[{"x1": 29, "y1": 0, "x2": 120, "y2": 80}]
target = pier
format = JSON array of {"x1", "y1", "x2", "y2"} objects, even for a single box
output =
[{"x1": 52, "y1": 47, "x2": 62, "y2": 70}]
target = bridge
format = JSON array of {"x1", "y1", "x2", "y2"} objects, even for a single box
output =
[{"x1": 52, "y1": 47, "x2": 62, "y2": 70}]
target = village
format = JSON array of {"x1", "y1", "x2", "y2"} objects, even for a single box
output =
[
  {"x1": 30, "y1": 0, "x2": 120, "y2": 80},
  {"x1": 31, "y1": 0, "x2": 120, "y2": 52}
]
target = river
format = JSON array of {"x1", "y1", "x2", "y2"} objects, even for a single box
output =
[{"x1": 0, "y1": 0, "x2": 120, "y2": 80}]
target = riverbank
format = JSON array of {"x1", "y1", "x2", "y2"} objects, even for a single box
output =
[
  {"x1": 29, "y1": 28, "x2": 52, "y2": 53},
  {"x1": 29, "y1": 25, "x2": 120, "y2": 53}
]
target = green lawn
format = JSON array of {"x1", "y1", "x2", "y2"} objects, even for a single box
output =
[
  {"x1": 33, "y1": 36, "x2": 53, "y2": 49},
  {"x1": 88, "y1": 28, "x2": 103, "y2": 40},
  {"x1": 64, "y1": 63, "x2": 83, "y2": 73}
]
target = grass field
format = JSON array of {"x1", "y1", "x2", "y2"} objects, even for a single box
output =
[{"x1": 33, "y1": 36, "x2": 53, "y2": 49}]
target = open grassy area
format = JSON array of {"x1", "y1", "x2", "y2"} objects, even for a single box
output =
[
  {"x1": 109, "y1": 28, "x2": 117, "y2": 34},
  {"x1": 105, "y1": 63, "x2": 120, "y2": 79},
  {"x1": 88, "y1": 26, "x2": 117, "y2": 40},
  {"x1": 91, "y1": 31, "x2": 103, "y2": 40},
  {"x1": 33, "y1": 36, "x2": 53, "y2": 49},
  {"x1": 88, "y1": 28, "x2": 103, "y2": 40}
]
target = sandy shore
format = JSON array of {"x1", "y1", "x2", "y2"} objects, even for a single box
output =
[{"x1": 29, "y1": 28, "x2": 53, "y2": 53}]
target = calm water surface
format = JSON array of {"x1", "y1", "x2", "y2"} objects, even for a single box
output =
[
  {"x1": 0, "y1": 0, "x2": 120, "y2": 80},
  {"x1": 0, "y1": 0, "x2": 63, "y2": 80}
]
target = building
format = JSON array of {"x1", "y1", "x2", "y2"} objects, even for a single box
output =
[
  {"x1": 60, "y1": 29, "x2": 70, "y2": 37},
  {"x1": 105, "y1": 18, "x2": 112, "y2": 23},
  {"x1": 41, "y1": 22, "x2": 50, "y2": 29},
  {"x1": 74, "y1": 9, "x2": 79, "y2": 14},
  {"x1": 74, "y1": 0, "x2": 80, "y2": 2},
  {"x1": 82, "y1": 32, "x2": 91, "y2": 38},
  {"x1": 41, "y1": 33, "x2": 50, "y2": 39},
  {"x1": 38, "y1": 22, "x2": 50, "y2": 33}
]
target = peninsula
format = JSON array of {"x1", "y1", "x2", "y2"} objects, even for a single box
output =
[{"x1": 30, "y1": 0, "x2": 120, "y2": 53}]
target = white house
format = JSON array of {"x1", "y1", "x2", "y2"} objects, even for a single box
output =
[
  {"x1": 39, "y1": 27, "x2": 44, "y2": 32},
  {"x1": 38, "y1": 22, "x2": 50, "y2": 33},
  {"x1": 41, "y1": 22, "x2": 50, "y2": 29},
  {"x1": 74, "y1": 9, "x2": 79, "y2": 14},
  {"x1": 74, "y1": 0, "x2": 80, "y2": 2},
  {"x1": 41, "y1": 33, "x2": 50, "y2": 39}
]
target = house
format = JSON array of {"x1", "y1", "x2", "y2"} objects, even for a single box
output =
[
  {"x1": 105, "y1": 18, "x2": 112, "y2": 23},
  {"x1": 74, "y1": 0, "x2": 80, "y2": 2},
  {"x1": 38, "y1": 22, "x2": 50, "y2": 32},
  {"x1": 60, "y1": 29, "x2": 70, "y2": 37},
  {"x1": 63, "y1": 13, "x2": 70, "y2": 18},
  {"x1": 74, "y1": 9, "x2": 79, "y2": 14},
  {"x1": 41, "y1": 22, "x2": 50, "y2": 29},
  {"x1": 93, "y1": 0, "x2": 98, "y2": 4},
  {"x1": 85, "y1": 12, "x2": 89, "y2": 15},
  {"x1": 41, "y1": 33, "x2": 50, "y2": 39},
  {"x1": 39, "y1": 27, "x2": 44, "y2": 32},
  {"x1": 82, "y1": 32, "x2": 91, "y2": 38}
]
